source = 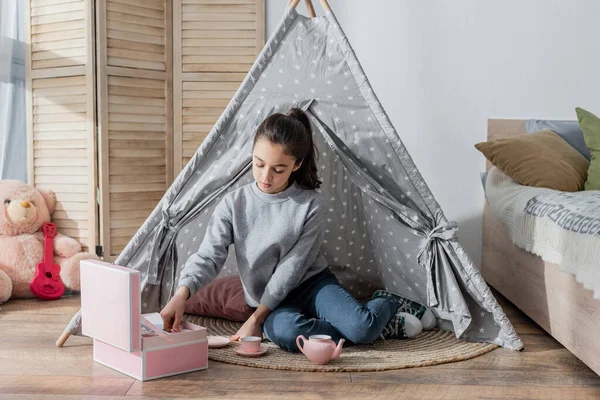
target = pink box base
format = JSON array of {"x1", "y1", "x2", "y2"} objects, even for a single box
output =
[{"x1": 94, "y1": 338, "x2": 208, "y2": 381}]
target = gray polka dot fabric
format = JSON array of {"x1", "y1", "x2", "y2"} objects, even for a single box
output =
[{"x1": 67, "y1": 8, "x2": 522, "y2": 350}]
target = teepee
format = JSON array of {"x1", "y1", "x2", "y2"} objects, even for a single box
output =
[{"x1": 63, "y1": 0, "x2": 522, "y2": 351}]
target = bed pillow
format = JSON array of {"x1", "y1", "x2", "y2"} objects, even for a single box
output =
[
  {"x1": 577, "y1": 107, "x2": 600, "y2": 191},
  {"x1": 525, "y1": 119, "x2": 591, "y2": 160},
  {"x1": 475, "y1": 129, "x2": 589, "y2": 192},
  {"x1": 184, "y1": 275, "x2": 255, "y2": 322}
]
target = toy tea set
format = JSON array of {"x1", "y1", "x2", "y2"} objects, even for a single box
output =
[
  {"x1": 80, "y1": 260, "x2": 344, "y2": 381},
  {"x1": 210, "y1": 334, "x2": 345, "y2": 365}
]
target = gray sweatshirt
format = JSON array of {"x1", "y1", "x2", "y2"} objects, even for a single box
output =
[{"x1": 178, "y1": 181, "x2": 328, "y2": 311}]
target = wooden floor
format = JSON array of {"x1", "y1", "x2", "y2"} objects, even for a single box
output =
[{"x1": 0, "y1": 292, "x2": 599, "y2": 400}]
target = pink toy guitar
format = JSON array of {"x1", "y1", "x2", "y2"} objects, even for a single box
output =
[{"x1": 30, "y1": 222, "x2": 64, "y2": 300}]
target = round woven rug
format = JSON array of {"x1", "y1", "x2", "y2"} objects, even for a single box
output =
[{"x1": 183, "y1": 314, "x2": 498, "y2": 372}]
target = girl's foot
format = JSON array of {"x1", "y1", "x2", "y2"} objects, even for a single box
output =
[
  {"x1": 381, "y1": 312, "x2": 422, "y2": 340},
  {"x1": 372, "y1": 290, "x2": 437, "y2": 330}
]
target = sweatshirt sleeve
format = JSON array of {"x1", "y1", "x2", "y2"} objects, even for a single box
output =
[
  {"x1": 260, "y1": 198, "x2": 325, "y2": 310},
  {"x1": 177, "y1": 199, "x2": 234, "y2": 297}
]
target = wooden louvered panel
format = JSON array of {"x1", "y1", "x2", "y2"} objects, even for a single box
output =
[
  {"x1": 108, "y1": 0, "x2": 165, "y2": 11},
  {"x1": 106, "y1": 78, "x2": 166, "y2": 256},
  {"x1": 180, "y1": 81, "x2": 236, "y2": 161},
  {"x1": 182, "y1": 4, "x2": 257, "y2": 12},
  {"x1": 106, "y1": 11, "x2": 164, "y2": 28},
  {"x1": 107, "y1": 32, "x2": 164, "y2": 46},
  {"x1": 110, "y1": 191, "x2": 165, "y2": 203},
  {"x1": 183, "y1": 21, "x2": 256, "y2": 30},
  {"x1": 31, "y1": 47, "x2": 85, "y2": 62},
  {"x1": 30, "y1": 19, "x2": 85, "y2": 34},
  {"x1": 32, "y1": 38, "x2": 84, "y2": 52},
  {"x1": 26, "y1": 0, "x2": 97, "y2": 253},
  {"x1": 105, "y1": 1, "x2": 166, "y2": 72},
  {"x1": 30, "y1": 76, "x2": 92, "y2": 250},
  {"x1": 98, "y1": 1, "x2": 172, "y2": 259},
  {"x1": 31, "y1": 10, "x2": 85, "y2": 25},
  {"x1": 174, "y1": 0, "x2": 263, "y2": 171},
  {"x1": 173, "y1": 0, "x2": 264, "y2": 172},
  {"x1": 179, "y1": 74, "x2": 245, "y2": 165},
  {"x1": 29, "y1": 16, "x2": 86, "y2": 69},
  {"x1": 29, "y1": 0, "x2": 86, "y2": 71},
  {"x1": 106, "y1": 22, "x2": 165, "y2": 41},
  {"x1": 31, "y1": 28, "x2": 85, "y2": 45},
  {"x1": 31, "y1": 0, "x2": 83, "y2": 6},
  {"x1": 32, "y1": 76, "x2": 90, "y2": 247},
  {"x1": 182, "y1": 47, "x2": 256, "y2": 56},
  {"x1": 182, "y1": 13, "x2": 256, "y2": 21},
  {"x1": 30, "y1": 2, "x2": 84, "y2": 16},
  {"x1": 182, "y1": 30, "x2": 256, "y2": 39}
]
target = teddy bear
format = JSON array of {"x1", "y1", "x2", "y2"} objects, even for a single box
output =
[{"x1": 0, "y1": 180, "x2": 98, "y2": 303}]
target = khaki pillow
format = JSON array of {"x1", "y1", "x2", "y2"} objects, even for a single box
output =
[{"x1": 475, "y1": 129, "x2": 589, "y2": 192}]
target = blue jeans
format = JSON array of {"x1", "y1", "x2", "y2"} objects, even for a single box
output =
[{"x1": 262, "y1": 269, "x2": 399, "y2": 352}]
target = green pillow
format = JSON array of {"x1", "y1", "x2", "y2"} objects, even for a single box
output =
[{"x1": 577, "y1": 107, "x2": 600, "y2": 191}]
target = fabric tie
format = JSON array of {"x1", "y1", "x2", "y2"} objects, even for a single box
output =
[
  {"x1": 417, "y1": 221, "x2": 458, "y2": 308},
  {"x1": 147, "y1": 215, "x2": 178, "y2": 285}
]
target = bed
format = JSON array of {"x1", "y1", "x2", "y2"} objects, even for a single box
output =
[{"x1": 482, "y1": 119, "x2": 600, "y2": 376}]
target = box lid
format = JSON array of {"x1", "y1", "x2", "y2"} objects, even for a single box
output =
[{"x1": 81, "y1": 260, "x2": 141, "y2": 352}]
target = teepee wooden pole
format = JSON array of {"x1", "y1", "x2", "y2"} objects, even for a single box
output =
[
  {"x1": 56, "y1": 330, "x2": 71, "y2": 347},
  {"x1": 320, "y1": 0, "x2": 331, "y2": 12},
  {"x1": 305, "y1": 0, "x2": 317, "y2": 17},
  {"x1": 288, "y1": 0, "x2": 322, "y2": 17}
]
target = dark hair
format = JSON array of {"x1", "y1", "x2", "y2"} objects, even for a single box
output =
[{"x1": 253, "y1": 108, "x2": 322, "y2": 190}]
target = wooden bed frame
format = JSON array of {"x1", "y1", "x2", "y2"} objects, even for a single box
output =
[{"x1": 482, "y1": 119, "x2": 600, "y2": 376}]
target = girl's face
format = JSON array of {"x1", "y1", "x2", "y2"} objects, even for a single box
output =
[{"x1": 252, "y1": 138, "x2": 302, "y2": 194}]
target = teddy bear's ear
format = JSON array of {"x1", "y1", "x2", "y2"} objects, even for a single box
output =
[{"x1": 39, "y1": 188, "x2": 56, "y2": 214}]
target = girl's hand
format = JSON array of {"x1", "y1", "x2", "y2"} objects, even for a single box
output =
[
  {"x1": 160, "y1": 286, "x2": 189, "y2": 332},
  {"x1": 230, "y1": 304, "x2": 272, "y2": 341},
  {"x1": 230, "y1": 316, "x2": 263, "y2": 341}
]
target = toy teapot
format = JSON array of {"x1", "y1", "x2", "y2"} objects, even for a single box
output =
[{"x1": 296, "y1": 334, "x2": 345, "y2": 365}]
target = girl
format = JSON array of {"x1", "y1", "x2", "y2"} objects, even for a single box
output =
[{"x1": 160, "y1": 108, "x2": 435, "y2": 352}]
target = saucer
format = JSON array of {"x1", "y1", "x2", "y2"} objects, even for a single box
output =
[
  {"x1": 234, "y1": 344, "x2": 268, "y2": 357},
  {"x1": 208, "y1": 335, "x2": 231, "y2": 349}
]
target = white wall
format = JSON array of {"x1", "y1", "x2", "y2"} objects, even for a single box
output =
[{"x1": 265, "y1": 0, "x2": 600, "y2": 268}]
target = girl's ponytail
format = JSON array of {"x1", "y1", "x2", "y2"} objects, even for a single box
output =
[{"x1": 285, "y1": 108, "x2": 321, "y2": 190}]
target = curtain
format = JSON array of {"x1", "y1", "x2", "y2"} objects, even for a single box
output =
[{"x1": 0, "y1": 0, "x2": 27, "y2": 182}]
